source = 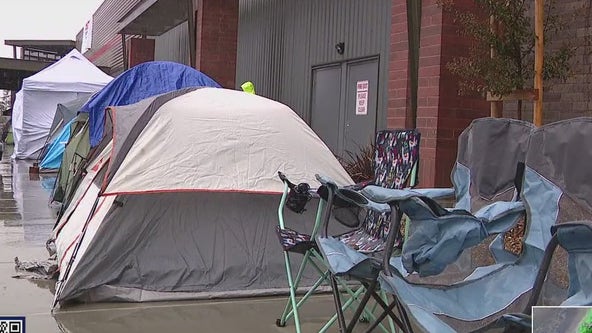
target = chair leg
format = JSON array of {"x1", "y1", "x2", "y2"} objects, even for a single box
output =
[
  {"x1": 394, "y1": 296, "x2": 413, "y2": 333},
  {"x1": 318, "y1": 282, "x2": 395, "y2": 333},
  {"x1": 330, "y1": 274, "x2": 347, "y2": 333},
  {"x1": 368, "y1": 291, "x2": 409, "y2": 332},
  {"x1": 282, "y1": 251, "x2": 302, "y2": 333},
  {"x1": 381, "y1": 290, "x2": 397, "y2": 333},
  {"x1": 282, "y1": 270, "x2": 330, "y2": 324},
  {"x1": 363, "y1": 299, "x2": 398, "y2": 333},
  {"x1": 345, "y1": 281, "x2": 378, "y2": 333},
  {"x1": 278, "y1": 250, "x2": 321, "y2": 326},
  {"x1": 319, "y1": 286, "x2": 364, "y2": 333}
]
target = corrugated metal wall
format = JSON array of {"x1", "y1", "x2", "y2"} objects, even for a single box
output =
[
  {"x1": 84, "y1": 0, "x2": 143, "y2": 75},
  {"x1": 236, "y1": 0, "x2": 391, "y2": 126},
  {"x1": 154, "y1": 22, "x2": 190, "y2": 65}
]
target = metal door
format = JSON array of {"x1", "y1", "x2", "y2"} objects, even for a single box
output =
[
  {"x1": 311, "y1": 65, "x2": 342, "y2": 154},
  {"x1": 343, "y1": 58, "x2": 379, "y2": 156}
]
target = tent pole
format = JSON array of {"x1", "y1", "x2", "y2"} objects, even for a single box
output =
[{"x1": 533, "y1": 0, "x2": 544, "y2": 126}]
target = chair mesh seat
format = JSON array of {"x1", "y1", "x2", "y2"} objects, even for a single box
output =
[
  {"x1": 337, "y1": 130, "x2": 420, "y2": 255},
  {"x1": 337, "y1": 228, "x2": 387, "y2": 253},
  {"x1": 275, "y1": 226, "x2": 316, "y2": 254}
]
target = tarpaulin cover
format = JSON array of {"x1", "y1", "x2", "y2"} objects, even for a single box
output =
[
  {"x1": 80, "y1": 61, "x2": 221, "y2": 147},
  {"x1": 40, "y1": 118, "x2": 75, "y2": 170}
]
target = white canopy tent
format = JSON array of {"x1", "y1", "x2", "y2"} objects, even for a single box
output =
[{"x1": 12, "y1": 49, "x2": 112, "y2": 159}]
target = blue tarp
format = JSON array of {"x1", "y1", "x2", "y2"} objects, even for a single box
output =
[
  {"x1": 40, "y1": 118, "x2": 75, "y2": 170},
  {"x1": 80, "y1": 61, "x2": 221, "y2": 147}
]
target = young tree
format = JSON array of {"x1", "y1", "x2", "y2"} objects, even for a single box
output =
[{"x1": 438, "y1": 0, "x2": 575, "y2": 119}]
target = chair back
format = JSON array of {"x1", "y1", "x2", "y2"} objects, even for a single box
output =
[
  {"x1": 522, "y1": 117, "x2": 592, "y2": 305},
  {"x1": 360, "y1": 129, "x2": 420, "y2": 244},
  {"x1": 453, "y1": 118, "x2": 535, "y2": 212}
]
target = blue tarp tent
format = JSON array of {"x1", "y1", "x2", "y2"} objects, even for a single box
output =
[
  {"x1": 80, "y1": 61, "x2": 221, "y2": 147},
  {"x1": 40, "y1": 118, "x2": 76, "y2": 170}
]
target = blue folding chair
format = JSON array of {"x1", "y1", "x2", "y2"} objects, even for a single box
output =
[{"x1": 362, "y1": 117, "x2": 592, "y2": 332}]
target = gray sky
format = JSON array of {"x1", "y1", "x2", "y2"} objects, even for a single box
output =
[{"x1": 0, "y1": 0, "x2": 103, "y2": 58}]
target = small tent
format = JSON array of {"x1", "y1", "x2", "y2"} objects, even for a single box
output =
[
  {"x1": 39, "y1": 118, "x2": 76, "y2": 171},
  {"x1": 38, "y1": 96, "x2": 92, "y2": 171},
  {"x1": 49, "y1": 95, "x2": 91, "y2": 143},
  {"x1": 12, "y1": 49, "x2": 112, "y2": 159},
  {"x1": 50, "y1": 113, "x2": 90, "y2": 206},
  {"x1": 80, "y1": 61, "x2": 222, "y2": 147},
  {"x1": 50, "y1": 88, "x2": 353, "y2": 307}
]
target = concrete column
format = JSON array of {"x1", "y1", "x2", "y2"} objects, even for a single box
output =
[{"x1": 195, "y1": 0, "x2": 239, "y2": 88}]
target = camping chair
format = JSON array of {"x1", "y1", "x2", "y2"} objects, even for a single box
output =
[
  {"x1": 361, "y1": 117, "x2": 592, "y2": 332},
  {"x1": 275, "y1": 172, "x2": 384, "y2": 333},
  {"x1": 337, "y1": 129, "x2": 422, "y2": 253},
  {"x1": 275, "y1": 129, "x2": 426, "y2": 332},
  {"x1": 315, "y1": 118, "x2": 532, "y2": 332},
  {"x1": 499, "y1": 221, "x2": 592, "y2": 333},
  {"x1": 315, "y1": 175, "x2": 409, "y2": 333}
]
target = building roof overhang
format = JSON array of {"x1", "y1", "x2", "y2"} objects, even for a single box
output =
[{"x1": 118, "y1": 0, "x2": 190, "y2": 36}]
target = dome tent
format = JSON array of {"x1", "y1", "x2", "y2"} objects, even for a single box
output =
[{"x1": 51, "y1": 88, "x2": 353, "y2": 307}]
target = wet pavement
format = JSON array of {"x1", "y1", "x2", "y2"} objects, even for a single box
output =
[{"x1": 0, "y1": 146, "x2": 369, "y2": 333}]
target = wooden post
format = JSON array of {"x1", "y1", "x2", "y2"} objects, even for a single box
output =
[
  {"x1": 489, "y1": 15, "x2": 503, "y2": 118},
  {"x1": 533, "y1": 0, "x2": 544, "y2": 126}
]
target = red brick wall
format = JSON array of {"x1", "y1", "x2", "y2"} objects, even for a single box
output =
[
  {"x1": 389, "y1": 0, "x2": 489, "y2": 187},
  {"x1": 195, "y1": 0, "x2": 239, "y2": 88},
  {"x1": 388, "y1": 1, "x2": 411, "y2": 129},
  {"x1": 434, "y1": 0, "x2": 489, "y2": 186},
  {"x1": 126, "y1": 38, "x2": 155, "y2": 68}
]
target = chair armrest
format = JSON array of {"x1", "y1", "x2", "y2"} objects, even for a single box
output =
[
  {"x1": 408, "y1": 187, "x2": 455, "y2": 200},
  {"x1": 498, "y1": 313, "x2": 531, "y2": 332},
  {"x1": 316, "y1": 174, "x2": 390, "y2": 214},
  {"x1": 361, "y1": 185, "x2": 454, "y2": 204},
  {"x1": 474, "y1": 201, "x2": 525, "y2": 234},
  {"x1": 336, "y1": 187, "x2": 390, "y2": 214}
]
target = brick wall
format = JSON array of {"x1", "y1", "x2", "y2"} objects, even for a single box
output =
[
  {"x1": 387, "y1": 1, "x2": 411, "y2": 129},
  {"x1": 503, "y1": 1, "x2": 592, "y2": 123},
  {"x1": 195, "y1": 0, "x2": 239, "y2": 88},
  {"x1": 126, "y1": 38, "x2": 155, "y2": 68},
  {"x1": 389, "y1": 0, "x2": 489, "y2": 187}
]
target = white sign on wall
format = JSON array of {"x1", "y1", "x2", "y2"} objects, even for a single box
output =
[
  {"x1": 355, "y1": 80, "x2": 369, "y2": 115},
  {"x1": 81, "y1": 18, "x2": 93, "y2": 52}
]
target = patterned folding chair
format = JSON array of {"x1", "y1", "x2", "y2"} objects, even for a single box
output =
[{"x1": 337, "y1": 130, "x2": 421, "y2": 253}]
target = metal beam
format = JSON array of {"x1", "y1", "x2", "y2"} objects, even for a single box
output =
[{"x1": 187, "y1": 0, "x2": 196, "y2": 67}]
